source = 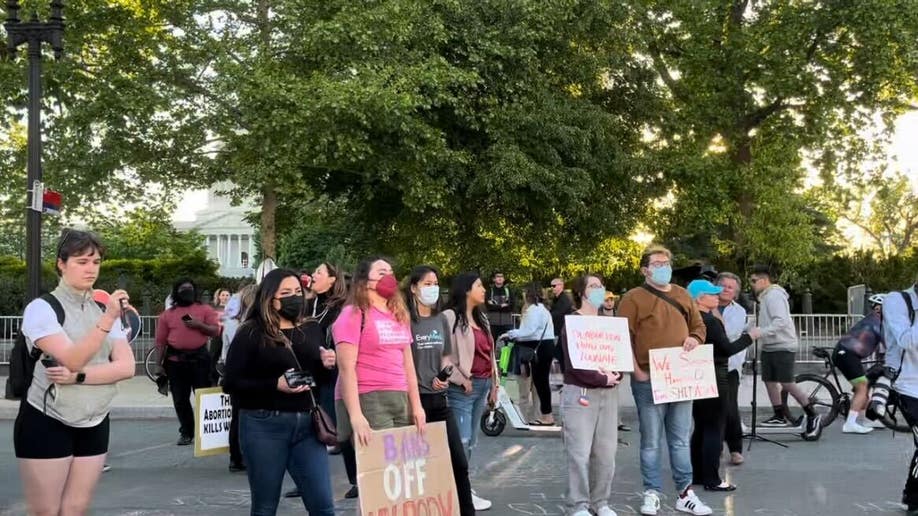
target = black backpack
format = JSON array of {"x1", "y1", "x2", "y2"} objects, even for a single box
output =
[{"x1": 5, "y1": 294, "x2": 105, "y2": 400}]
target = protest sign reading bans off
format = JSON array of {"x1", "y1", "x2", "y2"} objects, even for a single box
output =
[
  {"x1": 194, "y1": 387, "x2": 231, "y2": 457},
  {"x1": 357, "y1": 422, "x2": 459, "y2": 516},
  {"x1": 648, "y1": 345, "x2": 718, "y2": 404},
  {"x1": 564, "y1": 315, "x2": 634, "y2": 372}
]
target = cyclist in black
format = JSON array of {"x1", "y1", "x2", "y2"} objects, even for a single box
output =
[{"x1": 832, "y1": 293, "x2": 886, "y2": 434}]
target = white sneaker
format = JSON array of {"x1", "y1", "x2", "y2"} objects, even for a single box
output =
[
  {"x1": 571, "y1": 510, "x2": 592, "y2": 516},
  {"x1": 842, "y1": 421, "x2": 874, "y2": 434},
  {"x1": 675, "y1": 489, "x2": 712, "y2": 515},
  {"x1": 472, "y1": 493, "x2": 492, "y2": 511},
  {"x1": 597, "y1": 507, "x2": 618, "y2": 516},
  {"x1": 741, "y1": 421, "x2": 750, "y2": 433},
  {"x1": 641, "y1": 490, "x2": 661, "y2": 515}
]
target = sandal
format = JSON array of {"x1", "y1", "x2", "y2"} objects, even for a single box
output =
[{"x1": 528, "y1": 419, "x2": 555, "y2": 426}]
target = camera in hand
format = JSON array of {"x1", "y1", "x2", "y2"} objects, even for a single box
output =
[
  {"x1": 866, "y1": 366, "x2": 897, "y2": 420},
  {"x1": 436, "y1": 364, "x2": 454, "y2": 382},
  {"x1": 284, "y1": 370, "x2": 315, "y2": 388},
  {"x1": 41, "y1": 356, "x2": 58, "y2": 368}
]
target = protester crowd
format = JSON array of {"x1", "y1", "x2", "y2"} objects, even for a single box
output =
[{"x1": 13, "y1": 230, "x2": 918, "y2": 516}]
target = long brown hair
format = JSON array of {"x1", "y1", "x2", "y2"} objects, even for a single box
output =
[
  {"x1": 346, "y1": 256, "x2": 409, "y2": 324},
  {"x1": 320, "y1": 262, "x2": 348, "y2": 308},
  {"x1": 242, "y1": 268, "x2": 303, "y2": 347}
]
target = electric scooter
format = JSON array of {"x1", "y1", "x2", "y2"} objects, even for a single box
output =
[{"x1": 480, "y1": 342, "x2": 563, "y2": 437}]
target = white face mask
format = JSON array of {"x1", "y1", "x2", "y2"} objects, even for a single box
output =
[{"x1": 418, "y1": 285, "x2": 441, "y2": 307}]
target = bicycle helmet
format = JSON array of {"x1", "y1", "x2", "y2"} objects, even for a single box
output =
[{"x1": 868, "y1": 293, "x2": 886, "y2": 306}]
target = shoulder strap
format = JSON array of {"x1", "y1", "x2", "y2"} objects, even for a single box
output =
[
  {"x1": 40, "y1": 293, "x2": 65, "y2": 326},
  {"x1": 640, "y1": 284, "x2": 690, "y2": 325},
  {"x1": 900, "y1": 291, "x2": 916, "y2": 326}
]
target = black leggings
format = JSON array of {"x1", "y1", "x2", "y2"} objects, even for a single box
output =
[
  {"x1": 691, "y1": 371, "x2": 729, "y2": 487},
  {"x1": 897, "y1": 392, "x2": 918, "y2": 507},
  {"x1": 521, "y1": 339, "x2": 556, "y2": 416},
  {"x1": 421, "y1": 393, "x2": 474, "y2": 516}
]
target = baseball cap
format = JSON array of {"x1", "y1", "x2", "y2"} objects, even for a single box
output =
[{"x1": 687, "y1": 279, "x2": 723, "y2": 300}]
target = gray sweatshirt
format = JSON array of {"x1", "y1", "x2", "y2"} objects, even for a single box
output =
[{"x1": 757, "y1": 285, "x2": 797, "y2": 352}]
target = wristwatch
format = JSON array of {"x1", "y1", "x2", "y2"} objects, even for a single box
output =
[{"x1": 76, "y1": 372, "x2": 86, "y2": 384}]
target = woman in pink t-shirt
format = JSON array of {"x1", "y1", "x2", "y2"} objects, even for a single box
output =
[{"x1": 333, "y1": 257, "x2": 426, "y2": 448}]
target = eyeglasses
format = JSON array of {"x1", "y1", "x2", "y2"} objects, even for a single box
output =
[{"x1": 648, "y1": 261, "x2": 671, "y2": 269}]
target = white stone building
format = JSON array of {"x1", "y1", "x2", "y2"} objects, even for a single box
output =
[{"x1": 174, "y1": 185, "x2": 257, "y2": 278}]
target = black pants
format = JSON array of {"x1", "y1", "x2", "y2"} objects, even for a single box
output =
[
  {"x1": 164, "y1": 352, "x2": 212, "y2": 438},
  {"x1": 229, "y1": 395, "x2": 242, "y2": 465},
  {"x1": 521, "y1": 339, "x2": 556, "y2": 416},
  {"x1": 691, "y1": 369, "x2": 729, "y2": 487},
  {"x1": 421, "y1": 393, "x2": 474, "y2": 516},
  {"x1": 897, "y1": 392, "x2": 918, "y2": 507},
  {"x1": 724, "y1": 370, "x2": 743, "y2": 453}
]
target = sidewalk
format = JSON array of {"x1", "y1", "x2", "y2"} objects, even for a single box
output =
[{"x1": 1, "y1": 367, "x2": 844, "y2": 419}]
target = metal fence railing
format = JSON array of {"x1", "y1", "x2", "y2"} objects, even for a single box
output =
[{"x1": 0, "y1": 313, "x2": 864, "y2": 366}]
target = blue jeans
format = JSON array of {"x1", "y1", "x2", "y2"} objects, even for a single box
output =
[
  {"x1": 631, "y1": 379, "x2": 694, "y2": 493},
  {"x1": 240, "y1": 409, "x2": 335, "y2": 516},
  {"x1": 447, "y1": 377, "x2": 492, "y2": 460}
]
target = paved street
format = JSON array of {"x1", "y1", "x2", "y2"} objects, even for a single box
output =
[{"x1": 0, "y1": 413, "x2": 913, "y2": 516}]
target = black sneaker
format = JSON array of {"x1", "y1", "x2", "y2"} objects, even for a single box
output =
[
  {"x1": 228, "y1": 462, "x2": 246, "y2": 473},
  {"x1": 759, "y1": 415, "x2": 791, "y2": 427},
  {"x1": 344, "y1": 485, "x2": 359, "y2": 499},
  {"x1": 284, "y1": 488, "x2": 301, "y2": 498},
  {"x1": 176, "y1": 435, "x2": 193, "y2": 446},
  {"x1": 803, "y1": 414, "x2": 823, "y2": 440}
]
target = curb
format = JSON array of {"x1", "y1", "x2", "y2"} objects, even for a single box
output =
[{"x1": 0, "y1": 404, "x2": 175, "y2": 420}]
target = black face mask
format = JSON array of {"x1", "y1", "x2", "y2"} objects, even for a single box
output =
[
  {"x1": 175, "y1": 289, "x2": 195, "y2": 306},
  {"x1": 277, "y1": 294, "x2": 304, "y2": 322}
]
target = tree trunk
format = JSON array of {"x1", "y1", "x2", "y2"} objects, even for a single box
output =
[
  {"x1": 261, "y1": 186, "x2": 277, "y2": 259},
  {"x1": 256, "y1": 0, "x2": 276, "y2": 259}
]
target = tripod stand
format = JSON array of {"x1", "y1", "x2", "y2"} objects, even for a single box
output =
[{"x1": 744, "y1": 336, "x2": 788, "y2": 449}]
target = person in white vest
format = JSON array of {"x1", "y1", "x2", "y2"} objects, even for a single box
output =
[{"x1": 14, "y1": 229, "x2": 136, "y2": 515}]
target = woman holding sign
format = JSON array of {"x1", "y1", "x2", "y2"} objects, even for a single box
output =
[
  {"x1": 222, "y1": 268, "x2": 337, "y2": 516},
  {"x1": 405, "y1": 265, "x2": 476, "y2": 516},
  {"x1": 686, "y1": 279, "x2": 759, "y2": 493},
  {"x1": 559, "y1": 274, "x2": 623, "y2": 516},
  {"x1": 332, "y1": 256, "x2": 426, "y2": 451}
]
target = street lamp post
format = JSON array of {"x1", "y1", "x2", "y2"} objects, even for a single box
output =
[{"x1": 4, "y1": 0, "x2": 64, "y2": 301}]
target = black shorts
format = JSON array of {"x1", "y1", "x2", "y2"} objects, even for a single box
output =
[
  {"x1": 14, "y1": 401, "x2": 110, "y2": 459},
  {"x1": 832, "y1": 348, "x2": 867, "y2": 383},
  {"x1": 761, "y1": 351, "x2": 796, "y2": 383}
]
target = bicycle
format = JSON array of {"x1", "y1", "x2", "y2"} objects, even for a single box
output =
[
  {"x1": 143, "y1": 347, "x2": 161, "y2": 382},
  {"x1": 784, "y1": 347, "x2": 909, "y2": 432}
]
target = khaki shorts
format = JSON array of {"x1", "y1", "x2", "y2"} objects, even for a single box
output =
[
  {"x1": 761, "y1": 351, "x2": 796, "y2": 383},
  {"x1": 335, "y1": 390, "x2": 410, "y2": 443}
]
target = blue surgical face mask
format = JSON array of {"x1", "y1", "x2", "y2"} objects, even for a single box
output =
[
  {"x1": 650, "y1": 265, "x2": 672, "y2": 286},
  {"x1": 418, "y1": 285, "x2": 440, "y2": 307},
  {"x1": 586, "y1": 288, "x2": 606, "y2": 308}
]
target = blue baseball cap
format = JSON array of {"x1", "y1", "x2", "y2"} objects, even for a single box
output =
[{"x1": 687, "y1": 279, "x2": 723, "y2": 300}]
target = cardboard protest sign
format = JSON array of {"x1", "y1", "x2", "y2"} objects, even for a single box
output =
[
  {"x1": 194, "y1": 387, "x2": 231, "y2": 457},
  {"x1": 357, "y1": 422, "x2": 459, "y2": 516},
  {"x1": 564, "y1": 315, "x2": 634, "y2": 372},
  {"x1": 648, "y1": 345, "x2": 718, "y2": 404}
]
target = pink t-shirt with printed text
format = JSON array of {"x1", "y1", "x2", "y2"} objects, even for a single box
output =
[{"x1": 333, "y1": 305, "x2": 411, "y2": 397}]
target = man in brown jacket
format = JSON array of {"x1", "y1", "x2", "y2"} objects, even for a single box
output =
[{"x1": 617, "y1": 246, "x2": 712, "y2": 516}]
